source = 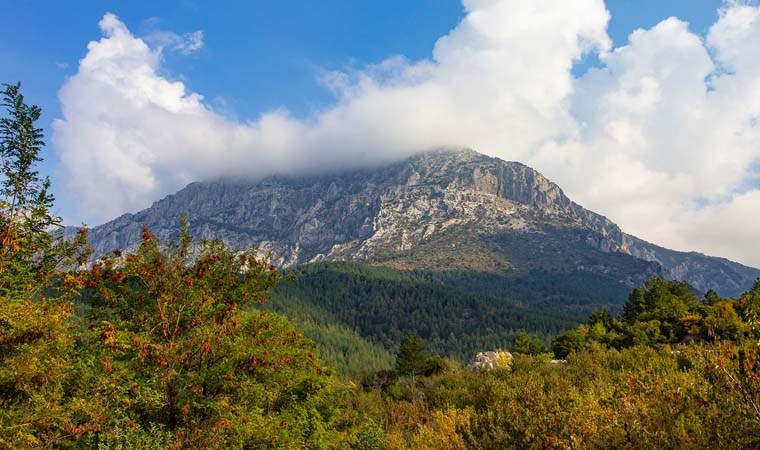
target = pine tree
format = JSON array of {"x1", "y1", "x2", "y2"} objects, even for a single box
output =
[
  {"x1": 0, "y1": 82, "x2": 88, "y2": 448},
  {"x1": 396, "y1": 332, "x2": 430, "y2": 376},
  {"x1": 512, "y1": 329, "x2": 546, "y2": 355}
]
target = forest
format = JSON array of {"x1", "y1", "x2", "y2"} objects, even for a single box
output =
[
  {"x1": 266, "y1": 261, "x2": 631, "y2": 370},
  {"x1": 2, "y1": 82, "x2": 760, "y2": 449}
]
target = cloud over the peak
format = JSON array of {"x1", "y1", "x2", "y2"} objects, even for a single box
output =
[{"x1": 53, "y1": 2, "x2": 760, "y2": 268}]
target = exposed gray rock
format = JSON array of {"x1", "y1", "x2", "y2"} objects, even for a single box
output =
[
  {"x1": 80, "y1": 148, "x2": 760, "y2": 296},
  {"x1": 467, "y1": 351, "x2": 513, "y2": 372}
]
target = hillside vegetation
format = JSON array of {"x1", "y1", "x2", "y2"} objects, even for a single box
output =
[
  {"x1": 266, "y1": 261, "x2": 631, "y2": 365},
  {"x1": 2, "y1": 83, "x2": 760, "y2": 449}
]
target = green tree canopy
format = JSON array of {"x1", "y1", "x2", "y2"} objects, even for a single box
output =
[
  {"x1": 396, "y1": 332, "x2": 431, "y2": 376},
  {"x1": 75, "y1": 220, "x2": 343, "y2": 448},
  {"x1": 511, "y1": 329, "x2": 546, "y2": 355},
  {"x1": 621, "y1": 276, "x2": 699, "y2": 343}
]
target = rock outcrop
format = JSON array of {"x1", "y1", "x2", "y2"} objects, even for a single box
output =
[
  {"x1": 467, "y1": 351, "x2": 513, "y2": 372},
  {"x1": 79, "y1": 149, "x2": 760, "y2": 296}
]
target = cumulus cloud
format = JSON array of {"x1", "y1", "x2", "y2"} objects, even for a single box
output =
[
  {"x1": 53, "y1": 2, "x2": 760, "y2": 268},
  {"x1": 536, "y1": 4, "x2": 760, "y2": 267}
]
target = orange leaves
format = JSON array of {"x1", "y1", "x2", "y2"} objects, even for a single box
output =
[
  {"x1": 82, "y1": 262, "x2": 104, "y2": 289},
  {"x1": 681, "y1": 314, "x2": 701, "y2": 335},
  {"x1": 141, "y1": 226, "x2": 154, "y2": 242},
  {"x1": 112, "y1": 271, "x2": 126, "y2": 283},
  {"x1": 62, "y1": 273, "x2": 83, "y2": 289},
  {"x1": 99, "y1": 322, "x2": 117, "y2": 348},
  {"x1": 65, "y1": 423, "x2": 101, "y2": 440},
  {"x1": 31, "y1": 373, "x2": 49, "y2": 387},
  {"x1": 90, "y1": 262, "x2": 102, "y2": 279},
  {"x1": 0, "y1": 225, "x2": 20, "y2": 254},
  {"x1": 101, "y1": 357, "x2": 113, "y2": 374},
  {"x1": 215, "y1": 418, "x2": 234, "y2": 431},
  {"x1": 201, "y1": 293, "x2": 213, "y2": 304},
  {"x1": 132, "y1": 335, "x2": 150, "y2": 362},
  {"x1": 76, "y1": 224, "x2": 341, "y2": 447},
  {"x1": 185, "y1": 317, "x2": 202, "y2": 332}
]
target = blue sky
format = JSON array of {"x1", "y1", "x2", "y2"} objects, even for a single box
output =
[
  {"x1": 2, "y1": 0, "x2": 721, "y2": 176},
  {"x1": 3, "y1": 0, "x2": 760, "y2": 268}
]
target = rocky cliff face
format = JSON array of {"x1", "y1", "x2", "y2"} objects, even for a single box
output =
[{"x1": 82, "y1": 149, "x2": 760, "y2": 296}]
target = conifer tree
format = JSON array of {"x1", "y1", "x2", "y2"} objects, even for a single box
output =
[
  {"x1": 396, "y1": 332, "x2": 430, "y2": 376},
  {"x1": 0, "y1": 82, "x2": 88, "y2": 448},
  {"x1": 512, "y1": 329, "x2": 546, "y2": 355}
]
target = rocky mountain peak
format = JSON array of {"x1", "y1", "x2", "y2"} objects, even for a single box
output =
[
  {"x1": 81, "y1": 148, "x2": 760, "y2": 297},
  {"x1": 394, "y1": 148, "x2": 570, "y2": 210}
]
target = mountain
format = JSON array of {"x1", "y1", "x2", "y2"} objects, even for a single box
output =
[{"x1": 84, "y1": 148, "x2": 759, "y2": 297}]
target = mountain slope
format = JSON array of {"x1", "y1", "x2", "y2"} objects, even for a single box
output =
[
  {"x1": 264, "y1": 261, "x2": 633, "y2": 360},
  {"x1": 84, "y1": 148, "x2": 759, "y2": 297}
]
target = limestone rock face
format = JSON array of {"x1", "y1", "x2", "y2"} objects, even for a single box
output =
[
  {"x1": 79, "y1": 148, "x2": 760, "y2": 296},
  {"x1": 467, "y1": 351, "x2": 513, "y2": 372}
]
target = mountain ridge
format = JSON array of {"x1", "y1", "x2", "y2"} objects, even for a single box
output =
[{"x1": 81, "y1": 148, "x2": 760, "y2": 296}]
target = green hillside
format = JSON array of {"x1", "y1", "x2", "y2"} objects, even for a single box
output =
[{"x1": 265, "y1": 262, "x2": 633, "y2": 364}]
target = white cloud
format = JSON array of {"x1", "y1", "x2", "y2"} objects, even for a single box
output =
[
  {"x1": 145, "y1": 29, "x2": 204, "y2": 55},
  {"x1": 53, "y1": 2, "x2": 760, "y2": 268},
  {"x1": 535, "y1": 5, "x2": 760, "y2": 267}
]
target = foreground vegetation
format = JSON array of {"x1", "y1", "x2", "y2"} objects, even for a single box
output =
[
  {"x1": 356, "y1": 343, "x2": 760, "y2": 449},
  {"x1": 340, "y1": 280, "x2": 760, "y2": 449},
  {"x1": 2, "y1": 83, "x2": 760, "y2": 449}
]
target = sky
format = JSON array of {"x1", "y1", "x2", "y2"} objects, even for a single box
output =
[{"x1": 3, "y1": 0, "x2": 760, "y2": 268}]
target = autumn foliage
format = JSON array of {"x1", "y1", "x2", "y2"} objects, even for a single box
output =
[
  {"x1": 0, "y1": 83, "x2": 89, "y2": 449},
  {"x1": 73, "y1": 220, "x2": 343, "y2": 448}
]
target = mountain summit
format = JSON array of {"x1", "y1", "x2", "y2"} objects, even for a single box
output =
[{"x1": 85, "y1": 149, "x2": 759, "y2": 296}]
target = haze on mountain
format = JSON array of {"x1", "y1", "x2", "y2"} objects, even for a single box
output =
[
  {"x1": 48, "y1": 1, "x2": 760, "y2": 271},
  {"x1": 84, "y1": 149, "x2": 760, "y2": 298}
]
